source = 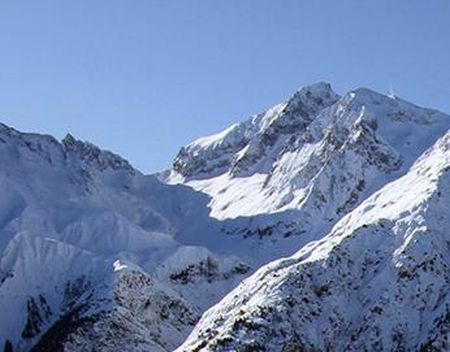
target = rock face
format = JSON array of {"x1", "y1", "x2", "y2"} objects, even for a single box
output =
[
  {"x1": 177, "y1": 131, "x2": 450, "y2": 352},
  {"x1": 1, "y1": 82, "x2": 450, "y2": 352}
]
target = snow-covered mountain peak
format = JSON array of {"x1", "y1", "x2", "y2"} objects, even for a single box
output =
[
  {"x1": 172, "y1": 82, "x2": 340, "y2": 181},
  {"x1": 282, "y1": 81, "x2": 340, "y2": 120},
  {"x1": 0, "y1": 122, "x2": 61, "y2": 153},
  {"x1": 294, "y1": 81, "x2": 335, "y2": 95},
  {"x1": 340, "y1": 86, "x2": 444, "y2": 123},
  {"x1": 177, "y1": 130, "x2": 450, "y2": 352},
  {"x1": 0, "y1": 121, "x2": 252, "y2": 351},
  {"x1": 0, "y1": 122, "x2": 135, "y2": 178},
  {"x1": 62, "y1": 133, "x2": 134, "y2": 172},
  {"x1": 169, "y1": 84, "x2": 449, "y2": 233},
  {"x1": 1, "y1": 83, "x2": 450, "y2": 352},
  {"x1": 171, "y1": 83, "x2": 449, "y2": 184}
]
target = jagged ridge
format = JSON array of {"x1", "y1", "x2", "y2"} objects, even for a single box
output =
[{"x1": 177, "y1": 131, "x2": 450, "y2": 352}]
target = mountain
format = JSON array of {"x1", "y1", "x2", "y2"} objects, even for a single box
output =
[
  {"x1": 1, "y1": 82, "x2": 449, "y2": 352},
  {"x1": 177, "y1": 130, "x2": 450, "y2": 352},
  {"x1": 0, "y1": 123, "x2": 249, "y2": 352},
  {"x1": 167, "y1": 82, "x2": 450, "y2": 265}
]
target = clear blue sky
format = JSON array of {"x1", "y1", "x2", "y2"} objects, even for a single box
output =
[{"x1": 0, "y1": 1, "x2": 449, "y2": 173}]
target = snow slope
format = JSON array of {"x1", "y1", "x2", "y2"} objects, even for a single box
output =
[
  {"x1": 0, "y1": 123, "x2": 249, "y2": 352},
  {"x1": 177, "y1": 131, "x2": 450, "y2": 352},
  {"x1": 168, "y1": 83, "x2": 450, "y2": 265},
  {"x1": 1, "y1": 82, "x2": 450, "y2": 352}
]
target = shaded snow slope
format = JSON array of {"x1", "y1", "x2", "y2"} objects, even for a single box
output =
[
  {"x1": 0, "y1": 123, "x2": 248, "y2": 352},
  {"x1": 177, "y1": 131, "x2": 450, "y2": 352}
]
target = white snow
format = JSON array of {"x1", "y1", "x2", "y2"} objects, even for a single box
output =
[
  {"x1": 1, "y1": 82, "x2": 450, "y2": 351},
  {"x1": 178, "y1": 131, "x2": 450, "y2": 352}
]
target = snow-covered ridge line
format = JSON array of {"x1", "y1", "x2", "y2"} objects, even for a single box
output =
[
  {"x1": 0, "y1": 119, "x2": 250, "y2": 352},
  {"x1": 166, "y1": 82, "x2": 449, "y2": 266},
  {"x1": 169, "y1": 82, "x2": 450, "y2": 219},
  {"x1": 172, "y1": 82, "x2": 340, "y2": 180},
  {"x1": 0, "y1": 122, "x2": 134, "y2": 173},
  {"x1": 1, "y1": 81, "x2": 450, "y2": 352},
  {"x1": 170, "y1": 83, "x2": 448, "y2": 183},
  {"x1": 177, "y1": 130, "x2": 450, "y2": 352},
  {"x1": 62, "y1": 133, "x2": 134, "y2": 172}
]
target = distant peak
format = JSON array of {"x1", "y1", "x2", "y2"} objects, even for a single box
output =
[
  {"x1": 283, "y1": 81, "x2": 340, "y2": 118},
  {"x1": 341, "y1": 87, "x2": 395, "y2": 107},
  {"x1": 292, "y1": 81, "x2": 337, "y2": 99},
  {"x1": 346, "y1": 87, "x2": 409, "y2": 107},
  {"x1": 298, "y1": 81, "x2": 333, "y2": 93},
  {"x1": 62, "y1": 133, "x2": 76, "y2": 145},
  {"x1": 62, "y1": 133, "x2": 134, "y2": 172}
]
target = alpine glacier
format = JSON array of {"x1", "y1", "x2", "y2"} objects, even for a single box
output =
[{"x1": 1, "y1": 82, "x2": 449, "y2": 352}]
